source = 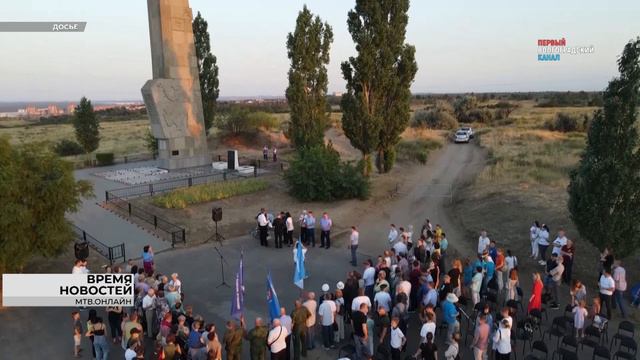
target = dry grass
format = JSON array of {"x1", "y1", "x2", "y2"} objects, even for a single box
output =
[
  {"x1": 508, "y1": 101, "x2": 597, "y2": 128},
  {"x1": 0, "y1": 119, "x2": 150, "y2": 156},
  {"x1": 477, "y1": 128, "x2": 585, "y2": 189}
]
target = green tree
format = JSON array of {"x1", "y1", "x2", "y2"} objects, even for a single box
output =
[
  {"x1": 341, "y1": 0, "x2": 417, "y2": 174},
  {"x1": 567, "y1": 38, "x2": 640, "y2": 255},
  {"x1": 285, "y1": 5, "x2": 334, "y2": 150},
  {"x1": 284, "y1": 144, "x2": 369, "y2": 201},
  {"x1": 72, "y1": 96, "x2": 100, "y2": 154},
  {"x1": 217, "y1": 107, "x2": 251, "y2": 135},
  {"x1": 193, "y1": 11, "x2": 220, "y2": 134},
  {"x1": 0, "y1": 138, "x2": 92, "y2": 273},
  {"x1": 144, "y1": 129, "x2": 158, "y2": 158}
]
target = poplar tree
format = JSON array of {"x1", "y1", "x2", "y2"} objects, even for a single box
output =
[
  {"x1": 72, "y1": 96, "x2": 100, "y2": 154},
  {"x1": 193, "y1": 11, "x2": 220, "y2": 134},
  {"x1": 568, "y1": 38, "x2": 640, "y2": 255},
  {"x1": 341, "y1": 0, "x2": 417, "y2": 174},
  {"x1": 286, "y1": 5, "x2": 333, "y2": 150}
]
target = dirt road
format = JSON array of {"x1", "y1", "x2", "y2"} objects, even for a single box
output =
[{"x1": 354, "y1": 141, "x2": 487, "y2": 260}]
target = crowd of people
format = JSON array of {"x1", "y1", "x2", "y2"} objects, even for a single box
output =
[
  {"x1": 70, "y1": 214, "x2": 635, "y2": 360},
  {"x1": 256, "y1": 208, "x2": 334, "y2": 249}
]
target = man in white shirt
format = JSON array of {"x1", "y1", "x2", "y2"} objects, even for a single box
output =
[
  {"x1": 268, "y1": 318, "x2": 289, "y2": 359},
  {"x1": 362, "y1": 260, "x2": 376, "y2": 301},
  {"x1": 551, "y1": 229, "x2": 567, "y2": 256},
  {"x1": 419, "y1": 311, "x2": 436, "y2": 343},
  {"x1": 477, "y1": 230, "x2": 490, "y2": 255},
  {"x1": 388, "y1": 224, "x2": 399, "y2": 243},
  {"x1": 303, "y1": 292, "x2": 318, "y2": 350},
  {"x1": 530, "y1": 221, "x2": 540, "y2": 258},
  {"x1": 389, "y1": 317, "x2": 406, "y2": 359},
  {"x1": 351, "y1": 288, "x2": 372, "y2": 312},
  {"x1": 374, "y1": 284, "x2": 392, "y2": 311},
  {"x1": 285, "y1": 214, "x2": 294, "y2": 247},
  {"x1": 279, "y1": 307, "x2": 293, "y2": 360},
  {"x1": 612, "y1": 260, "x2": 628, "y2": 318},
  {"x1": 318, "y1": 294, "x2": 337, "y2": 350},
  {"x1": 599, "y1": 269, "x2": 615, "y2": 320},
  {"x1": 257, "y1": 208, "x2": 270, "y2": 247},
  {"x1": 396, "y1": 277, "x2": 412, "y2": 308},
  {"x1": 392, "y1": 240, "x2": 408, "y2": 256},
  {"x1": 350, "y1": 226, "x2": 359, "y2": 266},
  {"x1": 169, "y1": 272, "x2": 182, "y2": 294},
  {"x1": 142, "y1": 289, "x2": 157, "y2": 338},
  {"x1": 547, "y1": 256, "x2": 564, "y2": 309},
  {"x1": 423, "y1": 282, "x2": 438, "y2": 308}
]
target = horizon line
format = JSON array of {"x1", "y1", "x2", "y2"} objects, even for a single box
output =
[{"x1": 0, "y1": 89, "x2": 605, "y2": 104}]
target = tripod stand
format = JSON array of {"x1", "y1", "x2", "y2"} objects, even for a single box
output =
[
  {"x1": 207, "y1": 220, "x2": 226, "y2": 245},
  {"x1": 214, "y1": 245, "x2": 230, "y2": 288}
]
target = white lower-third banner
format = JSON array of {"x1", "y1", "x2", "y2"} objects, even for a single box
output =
[{"x1": 2, "y1": 273, "x2": 134, "y2": 307}]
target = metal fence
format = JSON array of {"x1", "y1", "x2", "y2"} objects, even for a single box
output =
[
  {"x1": 105, "y1": 193, "x2": 186, "y2": 247},
  {"x1": 105, "y1": 169, "x2": 255, "y2": 200},
  {"x1": 71, "y1": 224, "x2": 126, "y2": 265},
  {"x1": 102, "y1": 155, "x2": 287, "y2": 246}
]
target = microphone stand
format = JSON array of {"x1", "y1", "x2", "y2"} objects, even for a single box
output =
[
  {"x1": 207, "y1": 220, "x2": 225, "y2": 245},
  {"x1": 214, "y1": 246, "x2": 230, "y2": 288}
]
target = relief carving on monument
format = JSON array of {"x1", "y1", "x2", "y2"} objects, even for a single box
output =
[{"x1": 141, "y1": 0, "x2": 209, "y2": 170}]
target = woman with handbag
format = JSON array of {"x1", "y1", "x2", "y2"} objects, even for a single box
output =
[{"x1": 492, "y1": 319, "x2": 512, "y2": 360}]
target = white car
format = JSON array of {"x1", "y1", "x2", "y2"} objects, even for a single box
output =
[
  {"x1": 460, "y1": 126, "x2": 474, "y2": 138},
  {"x1": 454, "y1": 130, "x2": 470, "y2": 143}
]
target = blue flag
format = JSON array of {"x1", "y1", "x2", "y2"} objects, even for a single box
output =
[
  {"x1": 266, "y1": 272, "x2": 281, "y2": 321},
  {"x1": 230, "y1": 251, "x2": 244, "y2": 319},
  {"x1": 293, "y1": 240, "x2": 305, "y2": 289}
]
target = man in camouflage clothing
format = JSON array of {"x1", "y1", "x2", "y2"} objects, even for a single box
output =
[
  {"x1": 291, "y1": 300, "x2": 311, "y2": 360},
  {"x1": 223, "y1": 320, "x2": 244, "y2": 360},
  {"x1": 242, "y1": 317, "x2": 268, "y2": 360}
]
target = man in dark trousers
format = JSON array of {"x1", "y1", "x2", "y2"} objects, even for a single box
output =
[
  {"x1": 273, "y1": 212, "x2": 286, "y2": 249},
  {"x1": 257, "y1": 208, "x2": 270, "y2": 247},
  {"x1": 291, "y1": 300, "x2": 311, "y2": 360},
  {"x1": 241, "y1": 317, "x2": 269, "y2": 360}
]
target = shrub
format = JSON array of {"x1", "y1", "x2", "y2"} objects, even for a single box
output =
[
  {"x1": 284, "y1": 145, "x2": 369, "y2": 201},
  {"x1": 152, "y1": 179, "x2": 269, "y2": 209},
  {"x1": 95, "y1": 152, "x2": 114, "y2": 166},
  {"x1": 144, "y1": 129, "x2": 158, "y2": 157},
  {"x1": 466, "y1": 108, "x2": 493, "y2": 123},
  {"x1": 544, "y1": 112, "x2": 582, "y2": 132},
  {"x1": 396, "y1": 139, "x2": 442, "y2": 164},
  {"x1": 554, "y1": 113, "x2": 579, "y2": 132},
  {"x1": 247, "y1": 111, "x2": 279, "y2": 130},
  {"x1": 412, "y1": 101, "x2": 458, "y2": 130},
  {"x1": 53, "y1": 139, "x2": 84, "y2": 156},
  {"x1": 216, "y1": 108, "x2": 280, "y2": 134}
]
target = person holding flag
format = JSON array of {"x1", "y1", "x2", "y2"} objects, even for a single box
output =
[
  {"x1": 267, "y1": 272, "x2": 282, "y2": 322},
  {"x1": 231, "y1": 252, "x2": 244, "y2": 320},
  {"x1": 293, "y1": 240, "x2": 307, "y2": 289}
]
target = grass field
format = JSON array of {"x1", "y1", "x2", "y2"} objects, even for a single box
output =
[
  {"x1": 0, "y1": 118, "x2": 150, "y2": 156},
  {"x1": 477, "y1": 128, "x2": 585, "y2": 189},
  {"x1": 152, "y1": 179, "x2": 269, "y2": 209}
]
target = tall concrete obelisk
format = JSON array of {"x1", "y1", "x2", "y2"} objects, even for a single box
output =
[{"x1": 141, "y1": 0, "x2": 209, "y2": 170}]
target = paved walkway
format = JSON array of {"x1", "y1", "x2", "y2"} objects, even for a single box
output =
[{"x1": 69, "y1": 160, "x2": 172, "y2": 260}]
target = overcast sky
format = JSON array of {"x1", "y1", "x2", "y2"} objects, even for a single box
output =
[{"x1": 0, "y1": 0, "x2": 638, "y2": 101}]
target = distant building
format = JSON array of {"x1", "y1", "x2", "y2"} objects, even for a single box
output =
[{"x1": 47, "y1": 104, "x2": 62, "y2": 116}]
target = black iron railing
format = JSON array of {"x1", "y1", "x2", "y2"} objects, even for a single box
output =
[
  {"x1": 71, "y1": 224, "x2": 126, "y2": 265},
  {"x1": 105, "y1": 194, "x2": 186, "y2": 247}
]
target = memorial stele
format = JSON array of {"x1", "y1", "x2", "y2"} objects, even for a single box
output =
[{"x1": 141, "y1": 0, "x2": 209, "y2": 170}]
